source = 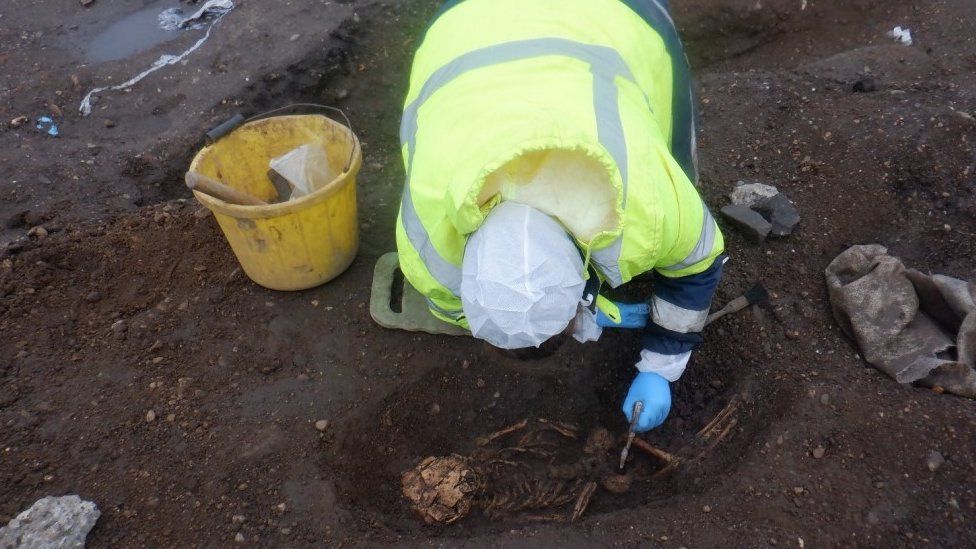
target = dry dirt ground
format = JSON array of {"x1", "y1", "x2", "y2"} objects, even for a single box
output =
[{"x1": 2, "y1": 0, "x2": 975, "y2": 546}]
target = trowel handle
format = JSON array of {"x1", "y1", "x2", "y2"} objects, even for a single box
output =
[{"x1": 185, "y1": 172, "x2": 267, "y2": 206}]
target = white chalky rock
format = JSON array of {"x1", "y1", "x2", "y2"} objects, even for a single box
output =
[
  {"x1": 730, "y1": 181, "x2": 780, "y2": 207},
  {"x1": 0, "y1": 496, "x2": 100, "y2": 549}
]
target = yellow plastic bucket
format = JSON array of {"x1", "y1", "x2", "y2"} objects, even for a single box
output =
[{"x1": 188, "y1": 114, "x2": 362, "y2": 291}]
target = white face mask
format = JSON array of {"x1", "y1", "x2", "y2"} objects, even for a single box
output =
[{"x1": 571, "y1": 303, "x2": 603, "y2": 344}]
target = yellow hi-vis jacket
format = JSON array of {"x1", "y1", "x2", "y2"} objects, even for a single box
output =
[{"x1": 396, "y1": 0, "x2": 724, "y2": 327}]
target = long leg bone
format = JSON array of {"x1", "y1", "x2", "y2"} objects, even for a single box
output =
[
  {"x1": 631, "y1": 437, "x2": 682, "y2": 475},
  {"x1": 477, "y1": 419, "x2": 529, "y2": 447},
  {"x1": 571, "y1": 481, "x2": 598, "y2": 521},
  {"x1": 698, "y1": 397, "x2": 740, "y2": 440}
]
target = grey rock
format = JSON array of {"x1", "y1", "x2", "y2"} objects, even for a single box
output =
[
  {"x1": 926, "y1": 450, "x2": 945, "y2": 472},
  {"x1": 755, "y1": 193, "x2": 800, "y2": 236},
  {"x1": 720, "y1": 205, "x2": 772, "y2": 244},
  {"x1": 730, "y1": 182, "x2": 779, "y2": 207},
  {"x1": 0, "y1": 495, "x2": 100, "y2": 549}
]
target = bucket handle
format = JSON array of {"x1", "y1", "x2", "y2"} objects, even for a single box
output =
[{"x1": 243, "y1": 103, "x2": 358, "y2": 173}]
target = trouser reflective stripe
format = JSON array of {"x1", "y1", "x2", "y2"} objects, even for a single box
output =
[
  {"x1": 651, "y1": 295, "x2": 708, "y2": 333},
  {"x1": 400, "y1": 38, "x2": 648, "y2": 294},
  {"x1": 657, "y1": 202, "x2": 717, "y2": 272}
]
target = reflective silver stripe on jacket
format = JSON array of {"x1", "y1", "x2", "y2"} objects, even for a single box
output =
[
  {"x1": 426, "y1": 297, "x2": 465, "y2": 320},
  {"x1": 658, "y1": 202, "x2": 718, "y2": 273},
  {"x1": 400, "y1": 38, "x2": 648, "y2": 294},
  {"x1": 651, "y1": 295, "x2": 708, "y2": 333}
]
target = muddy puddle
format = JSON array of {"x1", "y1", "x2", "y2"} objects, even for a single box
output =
[{"x1": 84, "y1": 1, "x2": 215, "y2": 63}]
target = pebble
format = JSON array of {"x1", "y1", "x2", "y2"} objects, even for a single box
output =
[
  {"x1": 111, "y1": 320, "x2": 127, "y2": 334},
  {"x1": 819, "y1": 394, "x2": 830, "y2": 405},
  {"x1": 165, "y1": 414, "x2": 175, "y2": 422},
  {"x1": 429, "y1": 403, "x2": 441, "y2": 415},
  {"x1": 232, "y1": 514, "x2": 246, "y2": 524},
  {"x1": 702, "y1": 505, "x2": 712, "y2": 513},
  {"x1": 234, "y1": 532, "x2": 245, "y2": 543},
  {"x1": 926, "y1": 450, "x2": 945, "y2": 472},
  {"x1": 145, "y1": 496, "x2": 160, "y2": 508},
  {"x1": 84, "y1": 291, "x2": 102, "y2": 303},
  {"x1": 145, "y1": 410, "x2": 157, "y2": 423},
  {"x1": 812, "y1": 447, "x2": 826, "y2": 459},
  {"x1": 297, "y1": 373, "x2": 310, "y2": 382},
  {"x1": 314, "y1": 420, "x2": 329, "y2": 432},
  {"x1": 104, "y1": 119, "x2": 116, "y2": 128}
]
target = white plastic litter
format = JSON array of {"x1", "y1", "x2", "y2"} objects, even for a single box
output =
[
  {"x1": 269, "y1": 144, "x2": 338, "y2": 199},
  {"x1": 887, "y1": 26, "x2": 913, "y2": 46},
  {"x1": 159, "y1": 0, "x2": 234, "y2": 31},
  {"x1": 461, "y1": 202, "x2": 586, "y2": 349},
  {"x1": 79, "y1": 1, "x2": 235, "y2": 116}
]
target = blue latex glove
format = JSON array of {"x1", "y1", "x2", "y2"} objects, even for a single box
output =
[
  {"x1": 622, "y1": 372, "x2": 672, "y2": 432},
  {"x1": 596, "y1": 300, "x2": 650, "y2": 329}
]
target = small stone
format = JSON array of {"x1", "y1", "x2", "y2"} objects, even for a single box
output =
[
  {"x1": 730, "y1": 181, "x2": 779, "y2": 207},
  {"x1": 793, "y1": 486, "x2": 804, "y2": 495},
  {"x1": 754, "y1": 193, "x2": 800, "y2": 237},
  {"x1": 703, "y1": 505, "x2": 712, "y2": 513},
  {"x1": 314, "y1": 419, "x2": 329, "y2": 432},
  {"x1": 429, "y1": 403, "x2": 441, "y2": 415},
  {"x1": 152, "y1": 356, "x2": 164, "y2": 364},
  {"x1": 852, "y1": 77, "x2": 877, "y2": 93},
  {"x1": 335, "y1": 89, "x2": 350, "y2": 101},
  {"x1": 237, "y1": 483, "x2": 248, "y2": 491},
  {"x1": 234, "y1": 532, "x2": 245, "y2": 543},
  {"x1": 104, "y1": 119, "x2": 116, "y2": 128},
  {"x1": 165, "y1": 414, "x2": 175, "y2": 422},
  {"x1": 30, "y1": 226, "x2": 49, "y2": 239},
  {"x1": 84, "y1": 291, "x2": 102, "y2": 303},
  {"x1": 145, "y1": 497, "x2": 160, "y2": 508},
  {"x1": 232, "y1": 514, "x2": 246, "y2": 524},
  {"x1": 11, "y1": 116, "x2": 29, "y2": 128},
  {"x1": 193, "y1": 207, "x2": 211, "y2": 219},
  {"x1": 819, "y1": 393, "x2": 830, "y2": 405},
  {"x1": 812, "y1": 447, "x2": 826, "y2": 459},
  {"x1": 926, "y1": 450, "x2": 945, "y2": 472},
  {"x1": 720, "y1": 205, "x2": 772, "y2": 244},
  {"x1": 866, "y1": 511, "x2": 880, "y2": 525},
  {"x1": 110, "y1": 320, "x2": 127, "y2": 333},
  {"x1": 297, "y1": 373, "x2": 310, "y2": 382},
  {"x1": 145, "y1": 410, "x2": 157, "y2": 423}
]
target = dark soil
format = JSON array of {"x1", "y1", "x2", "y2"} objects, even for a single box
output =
[{"x1": 2, "y1": 0, "x2": 975, "y2": 547}]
